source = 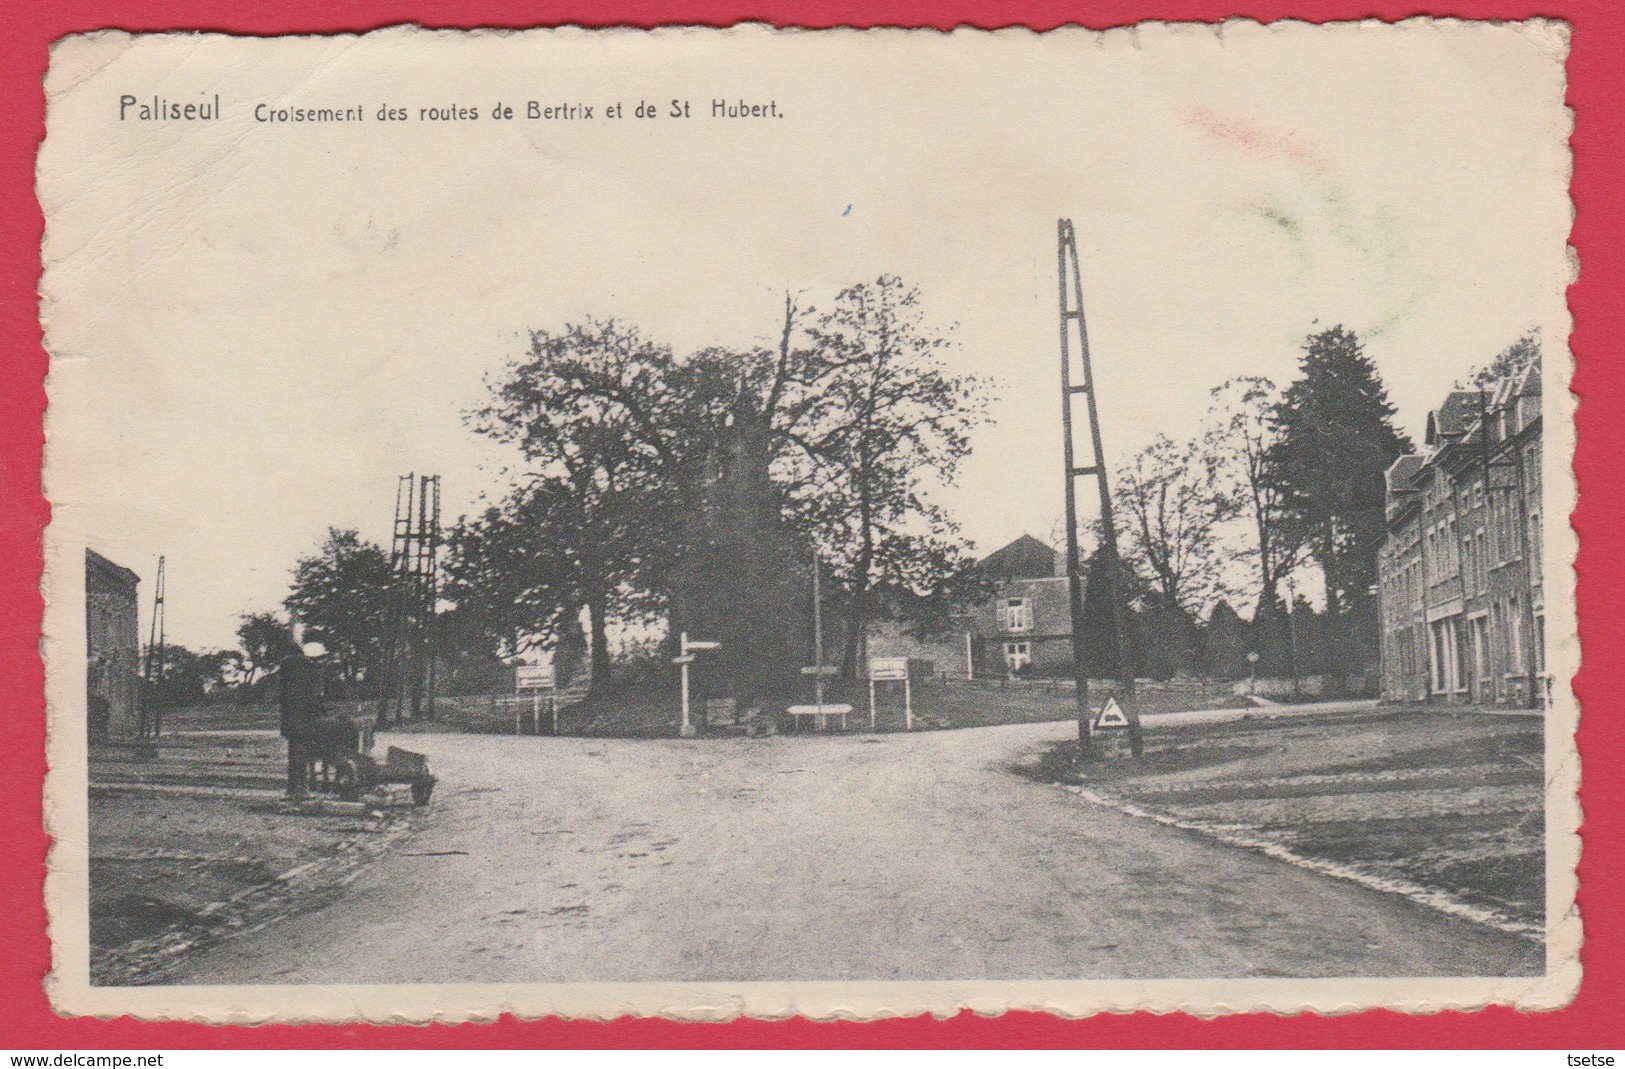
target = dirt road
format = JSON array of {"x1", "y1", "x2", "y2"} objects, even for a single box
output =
[{"x1": 167, "y1": 722, "x2": 1540, "y2": 984}]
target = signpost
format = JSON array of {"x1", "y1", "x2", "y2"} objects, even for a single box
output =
[
  {"x1": 784, "y1": 552, "x2": 854, "y2": 732},
  {"x1": 515, "y1": 664, "x2": 554, "y2": 690},
  {"x1": 514, "y1": 663, "x2": 557, "y2": 735},
  {"x1": 868, "y1": 656, "x2": 912, "y2": 731},
  {"x1": 674, "y1": 632, "x2": 720, "y2": 738}
]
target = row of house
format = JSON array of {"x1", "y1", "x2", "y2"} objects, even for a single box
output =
[{"x1": 1377, "y1": 359, "x2": 1545, "y2": 707}]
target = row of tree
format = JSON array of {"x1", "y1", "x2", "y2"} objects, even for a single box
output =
[
  {"x1": 160, "y1": 277, "x2": 988, "y2": 705},
  {"x1": 445, "y1": 276, "x2": 991, "y2": 701},
  {"x1": 1102, "y1": 325, "x2": 1411, "y2": 679},
  {"x1": 168, "y1": 300, "x2": 1533, "y2": 703},
  {"x1": 1108, "y1": 326, "x2": 1538, "y2": 681}
]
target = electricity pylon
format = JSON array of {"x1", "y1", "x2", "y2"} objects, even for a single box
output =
[
  {"x1": 137, "y1": 555, "x2": 167, "y2": 740},
  {"x1": 376, "y1": 474, "x2": 441, "y2": 727},
  {"x1": 1057, "y1": 218, "x2": 1144, "y2": 758}
]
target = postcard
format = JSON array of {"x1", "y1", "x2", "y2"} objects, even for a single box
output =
[{"x1": 38, "y1": 21, "x2": 1577, "y2": 1021}]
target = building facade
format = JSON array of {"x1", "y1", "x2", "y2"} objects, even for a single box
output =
[
  {"x1": 85, "y1": 548, "x2": 141, "y2": 738},
  {"x1": 1378, "y1": 360, "x2": 1543, "y2": 706}
]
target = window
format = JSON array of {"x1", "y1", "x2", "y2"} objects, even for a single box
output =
[
  {"x1": 1529, "y1": 509, "x2": 1543, "y2": 579},
  {"x1": 1003, "y1": 641, "x2": 1031, "y2": 672},
  {"x1": 1004, "y1": 597, "x2": 1033, "y2": 633},
  {"x1": 1431, "y1": 618, "x2": 1461, "y2": 694},
  {"x1": 1508, "y1": 595, "x2": 1523, "y2": 669}
]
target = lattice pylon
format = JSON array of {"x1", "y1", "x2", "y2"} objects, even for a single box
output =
[
  {"x1": 1057, "y1": 219, "x2": 1144, "y2": 758},
  {"x1": 376, "y1": 474, "x2": 440, "y2": 727}
]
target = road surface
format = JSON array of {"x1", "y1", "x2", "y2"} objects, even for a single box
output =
[{"x1": 167, "y1": 722, "x2": 1541, "y2": 984}]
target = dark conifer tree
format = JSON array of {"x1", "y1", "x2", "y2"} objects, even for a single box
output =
[{"x1": 1269, "y1": 326, "x2": 1412, "y2": 677}]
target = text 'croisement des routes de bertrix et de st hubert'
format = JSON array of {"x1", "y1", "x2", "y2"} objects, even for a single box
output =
[{"x1": 118, "y1": 93, "x2": 787, "y2": 126}]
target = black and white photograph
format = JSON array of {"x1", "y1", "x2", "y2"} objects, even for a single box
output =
[{"x1": 39, "y1": 22, "x2": 1576, "y2": 1020}]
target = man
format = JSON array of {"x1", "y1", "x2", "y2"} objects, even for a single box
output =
[{"x1": 277, "y1": 636, "x2": 326, "y2": 798}]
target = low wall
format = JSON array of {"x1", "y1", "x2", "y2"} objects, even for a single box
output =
[{"x1": 1230, "y1": 675, "x2": 1377, "y2": 699}]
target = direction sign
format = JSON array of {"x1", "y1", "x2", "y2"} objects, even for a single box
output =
[
  {"x1": 801, "y1": 665, "x2": 840, "y2": 677},
  {"x1": 515, "y1": 664, "x2": 555, "y2": 691},
  {"x1": 1094, "y1": 697, "x2": 1129, "y2": 729}
]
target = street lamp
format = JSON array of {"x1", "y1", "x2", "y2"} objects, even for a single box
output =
[
  {"x1": 1246, "y1": 650, "x2": 1259, "y2": 696},
  {"x1": 674, "y1": 632, "x2": 720, "y2": 738}
]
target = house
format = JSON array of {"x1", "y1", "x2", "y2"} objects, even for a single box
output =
[
  {"x1": 85, "y1": 548, "x2": 141, "y2": 738},
  {"x1": 864, "y1": 534, "x2": 1083, "y2": 679},
  {"x1": 1378, "y1": 358, "x2": 1543, "y2": 707},
  {"x1": 968, "y1": 534, "x2": 1075, "y2": 677}
]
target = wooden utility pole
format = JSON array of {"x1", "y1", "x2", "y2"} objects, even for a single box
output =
[{"x1": 1057, "y1": 219, "x2": 1144, "y2": 758}]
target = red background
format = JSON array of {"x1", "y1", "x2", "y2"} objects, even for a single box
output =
[{"x1": 2, "y1": 0, "x2": 1618, "y2": 1049}]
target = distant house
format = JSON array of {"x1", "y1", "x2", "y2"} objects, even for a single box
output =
[
  {"x1": 968, "y1": 535, "x2": 1075, "y2": 677},
  {"x1": 865, "y1": 534, "x2": 1083, "y2": 680},
  {"x1": 85, "y1": 548, "x2": 141, "y2": 738}
]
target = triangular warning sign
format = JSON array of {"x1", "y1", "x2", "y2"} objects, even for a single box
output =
[{"x1": 1094, "y1": 697, "x2": 1129, "y2": 729}]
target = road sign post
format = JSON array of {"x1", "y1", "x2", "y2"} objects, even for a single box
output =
[
  {"x1": 674, "y1": 633, "x2": 720, "y2": 738},
  {"x1": 868, "y1": 657, "x2": 912, "y2": 731},
  {"x1": 515, "y1": 664, "x2": 556, "y2": 735}
]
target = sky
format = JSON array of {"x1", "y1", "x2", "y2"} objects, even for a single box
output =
[{"x1": 40, "y1": 22, "x2": 1572, "y2": 651}]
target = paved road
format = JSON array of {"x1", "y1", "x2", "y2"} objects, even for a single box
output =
[{"x1": 169, "y1": 722, "x2": 1541, "y2": 984}]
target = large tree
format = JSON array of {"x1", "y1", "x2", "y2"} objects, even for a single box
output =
[
  {"x1": 284, "y1": 527, "x2": 394, "y2": 688},
  {"x1": 799, "y1": 276, "x2": 991, "y2": 678},
  {"x1": 235, "y1": 610, "x2": 298, "y2": 687},
  {"x1": 197, "y1": 649, "x2": 249, "y2": 693},
  {"x1": 1206, "y1": 375, "x2": 1310, "y2": 673},
  {"x1": 1470, "y1": 328, "x2": 1540, "y2": 388},
  {"x1": 444, "y1": 459, "x2": 657, "y2": 691},
  {"x1": 467, "y1": 287, "x2": 991, "y2": 699},
  {"x1": 465, "y1": 318, "x2": 765, "y2": 689},
  {"x1": 1269, "y1": 326, "x2": 1411, "y2": 670},
  {"x1": 1114, "y1": 432, "x2": 1234, "y2": 621},
  {"x1": 146, "y1": 644, "x2": 210, "y2": 707}
]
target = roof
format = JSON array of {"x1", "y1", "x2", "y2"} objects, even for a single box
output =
[
  {"x1": 85, "y1": 548, "x2": 141, "y2": 589},
  {"x1": 1385, "y1": 455, "x2": 1423, "y2": 495},
  {"x1": 1514, "y1": 361, "x2": 1542, "y2": 398},
  {"x1": 978, "y1": 534, "x2": 1061, "y2": 580},
  {"x1": 1425, "y1": 391, "x2": 1479, "y2": 446}
]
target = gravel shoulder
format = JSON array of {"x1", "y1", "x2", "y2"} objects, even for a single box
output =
[
  {"x1": 88, "y1": 731, "x2": 422, "y2": 985},
  {"x1": 1032, "y1": 703, "x2": 1545, "y2": 935}
]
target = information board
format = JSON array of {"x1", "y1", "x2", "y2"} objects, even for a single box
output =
[
  {"x1": 869, "y1": 657, "x2": 909, "y2": 681},
  {"x1": 515, "y1": 664, "x2": 555, "y2": 691}
]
